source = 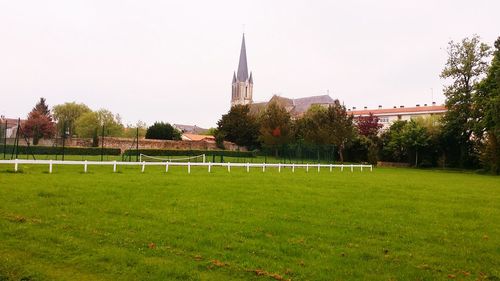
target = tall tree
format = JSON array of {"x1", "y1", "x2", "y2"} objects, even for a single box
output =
[
  {"x1": 52, "y1": 102, "x2": 91, "y2": 137},
  {"x1": 23, "y1": 98, "x2": 56, "y2": 145},
  {"x1": 74, "y1": 109, "x2": 124, "y2": 144},
  {"x1": 258, "y1": 101, "x2": 292, "y2": 155},
  {"x1": 145, "y1": 122, "x2": 181, "y2": 140},
  {"x1": 324, "y1": 100, "x2": 355, "y2": 162},
  {"x1": 440, "y1": 35, "x2": 491, "y2": 168},
  {"x1": 401, "y1": 120, "x2": 430, "y2": 166},
  {"x1": 476, "y1": 37, "x2": 500, "y2": 174},
  {"x1": 216, "y1": 105, "x2": 260, "y2": 149}
]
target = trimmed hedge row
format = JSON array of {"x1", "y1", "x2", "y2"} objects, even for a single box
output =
[
  {"x1": 0, "y1": 145, "x2": 121, "y2": 156},
  {"x1": 123, "y1": 149, "x2": 255, "y2": 158}
]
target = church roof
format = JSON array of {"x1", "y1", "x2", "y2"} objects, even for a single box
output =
[
  {"x1": 249, "y1": 94, "x2": 336, "y2": 117},
  {"x1": 236, "y1": 34, "x2": 249, "y2": 82},
  {"x1": 292, "y1": 95, "x2": 335, "y2": 114}
]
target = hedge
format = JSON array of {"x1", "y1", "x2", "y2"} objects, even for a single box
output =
[
  {"x1": 0, "y1": 145, "x2": 121, "y2": 156},
  {"x1": 123, "y1": 149, "x2": 255, "y2": 158}
]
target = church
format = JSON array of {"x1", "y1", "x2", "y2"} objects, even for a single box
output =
[{"x1": 231, "y1": 34, "x2": 335, "y2": 118}]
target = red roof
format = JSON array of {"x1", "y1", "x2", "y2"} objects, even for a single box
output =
[{"x1": 350, "y1": 105, "x2": 446, "y2": 116}]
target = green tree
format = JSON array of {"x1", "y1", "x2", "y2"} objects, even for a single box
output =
[
  {"x1": 75, "y1": 109, "x2": 124, "y2": 145},
  {"x1": 52, "y1": 102, "x2": 91, "y2": 137},
  {"x1": 381, "y1": 120, "x2": 408, "y2": 162},
  {"x1": 259, "y1": 101, "x2": 292, "y2": 156},
  {"x1": 145, "y1": 122, "x2": 181, "y2": 140},
  {"x1": 123, "y1": 121, "x2": 147, "y2": 139},
  {"x1": 401, "y1": 120, "x2": 430, "y2": 166},
  {"x1": 324, "y1": 101, "x2": 356, "y2": 163},
  {"x1": 476, "y1": 37, "x2": 500, "y2": 174},
  {"x1": 22, "y1": 98, "x2": 56, "y2": 145},
  {"x1": 217, "y1": 105, "x2": 260, "y2": 149},
  {"x1": 440, "y1": 35, "x2": 492, "y2": 168}
]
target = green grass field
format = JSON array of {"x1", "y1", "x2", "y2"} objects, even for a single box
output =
[{"x1": 0, "y1": 164, "x2": 499, "y2": 280}]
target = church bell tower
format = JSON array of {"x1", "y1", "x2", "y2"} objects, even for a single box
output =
[{"x1": 231, "y1": 34, "x2": 253, "y2": 106}]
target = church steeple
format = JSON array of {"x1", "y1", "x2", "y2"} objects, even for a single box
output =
[
  {"x1": 236, "y1": 34, "x2": 249, "y2": 82},
  {"x1": 231, "y1": 33, "x2": 253, "y2": 107}
]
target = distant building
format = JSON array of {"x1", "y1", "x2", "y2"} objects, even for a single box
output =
[
  {"x1": 350, "y1": 103, "x2": 447, "y2": 130},
  {"x1": 231, "y1": 34, "x2": 253, "y2": 106},
  {"x1": 173, "y1": 124, "x2": 208, "y2": 135},
  {"x1": 230, "y1": 34, "x2": 335, "y2": 116},
  {"x1": 250, "y1": 94, "x2": 335, "y2": 119},
  {"x1": 0, "y1": 116, "x2": 25, "y2": 138}
]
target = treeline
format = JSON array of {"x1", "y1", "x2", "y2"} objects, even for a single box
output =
[
  {"x1": 8, "y1": 100, "x2": 185, "y2": 145},
  {"x1": 216, "y1": 35, "x2": 500, "y2": 174}
]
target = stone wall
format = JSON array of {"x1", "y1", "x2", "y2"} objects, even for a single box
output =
[{"x1": 5, "y1": 137, "x2": 245, "y2": 153}]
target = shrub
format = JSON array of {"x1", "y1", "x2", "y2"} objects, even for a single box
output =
[{"x1": 0, "y1": 145, "x2": 121, "y2": 156}]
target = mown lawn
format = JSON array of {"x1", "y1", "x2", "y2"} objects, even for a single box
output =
[{"x1": 0, "y1": 164, "x2": 499, "y2": 280}]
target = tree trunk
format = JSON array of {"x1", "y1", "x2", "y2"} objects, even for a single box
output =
[
  {"x1": 338, "y1": 147, "x2": 344, "y2": 163},
  {"x1": 415, "y1": 149, "x2": 418, "y2": 167}
]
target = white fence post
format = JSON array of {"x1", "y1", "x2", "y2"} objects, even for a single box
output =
[
  {"x1": 49, "y1": 160, "x2": 53, "y2": 174},
  {"x1": 278, "y1": 163, "x2": 281, "y2": 173},
  {"x1": 14, "y1": 159, "x2": 18, "y2": 172},
  {"x1": 330, "y1": 164, "x2": 332, "y2": 172},
  {"x1": 246, "y1": 163, "x2": 249, "y2": 172},
  {"x1": 341, "y1": 165, "x2": 344, "y2": 172},
  {"x1": 227, "y1": 162, "x2": 230, "y2": 172},
  {"x1": 165, "y1": 163, "x2": 169, "y2": 173},
  {"x1": 306, "y1": 163, "x2": 309, "y2": 173},
  {"x1": 113, "y1": 161, "x2": 117, "y2": 173},
  {"x1": 292, "y1": 163, "x2": 295, "y2": 173},
  {"x1": 84, "y1": 160, "x2": 88, "y2": 173},
  {"x1": 188, "y1": 162, "x2": 191, "y2": 174},
  {"x1": 351, "y1": 164, "x2": 353, "y2": 172},
  {"x1": 361, "y1": 165, "x2": 363, "y2": 172},
  {"x1": 208, "y1": 162, "x2": 211, "y2": 173},
  {"x1": 142, "y1": 162, "x2": 145, "y2": 173},
  {"x1": 317, "y1": 164, "x2": 320, "y2": 173},
  {"x1": 370, "y1": 165, "x2": 373, "y2": 172},
  {"x1": 262, "y1": 163, "x2": 265, "y2": 172}
]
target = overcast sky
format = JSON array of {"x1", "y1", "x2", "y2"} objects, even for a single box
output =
[{"x1": 0, "y1": 0, "x2": 499, "y2": 128}]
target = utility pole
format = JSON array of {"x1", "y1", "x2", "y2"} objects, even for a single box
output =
[
  {"x1": 136, "y1": 127, "x2": 139, "y2": 162},
  {"x1": 3, "y1": 119, "x2": 7, "y2": 159}
]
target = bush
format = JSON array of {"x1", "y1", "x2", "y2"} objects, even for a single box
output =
[
  {"x1": 123, "y1": 149, "x2": 255, "y2": 158},
  {"x1": 0, "y1": 145, "x2": 121, "y2": 156}
]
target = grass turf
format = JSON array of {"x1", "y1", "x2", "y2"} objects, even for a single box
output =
[{"x1": 0, "y1": 164, "x2": 499, "y2": 280}]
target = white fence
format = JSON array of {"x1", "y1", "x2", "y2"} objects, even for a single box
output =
[{"x1": 0, "y1": 159, "x2": 373, "y2": 174}]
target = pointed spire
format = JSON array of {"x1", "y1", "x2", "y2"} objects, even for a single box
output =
[
  {"x1": 232, "y1": 72, "x2": 237, "y2": 83},
  {"x1": 248, "y1": 72, "x2": 253, "y2": 84},
  {"x1": 236, "y1": 34, "x2": 249, "y2": 81}
]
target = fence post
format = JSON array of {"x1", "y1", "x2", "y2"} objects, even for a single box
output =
[
  {"x1": 208, "y1": 162, "x2": 211, "y2": 173},
  {"x1": 361, "y1": 166, "x2": 363, "y2": 172},
  {"x1": 165, "y1": 162, "x2": 169, "y2": 173},
  {"x1": 370, "y1": 165, "x2": 373, "y2": 172},
  {"x1": 84, "y1": 160, "x2": 88, "y2": 173},
  {"x1": 188, "y1": 162, "x2": 191, "y2": 174},
  {"x1": 262, "y1": 163, "x2": 265, "y2": 172},
  {"x1": 113, "y1": 161, "x2": 117, "y2": 173},
  {"x1": 227, "y1": 162, "x2": 230, "y2": 172},
  {"x1": 142, "y1": 162, "x2": 145, "y2": 173},
  {"x1": 306, "y1": 163, "x2": 309, "y2": 173},
  {"x1": 317, "y1": 164, "x2": 320, "y2": 173},
  {"x1": 351, "y1": 164, "x2": 353, "y2": 172},
  {"x1": 278, "y1": 163, "x2": 281, "y2": 173},
  {"x1": 330, "y1": 164, "x2": 332, "y2": 172},
  {"x1": 49, "y1": 160, "x2": 53, "y2": 174},
  {"x1": 341, "y1": 165, "x2": 344, "y2": 172},
  {"x1": 14, "y1": 159, "x2": 18, "y2": 172},
  {"x1": 292, "y1": 163, "x2": 295, "y2": 173},
  {"x1": 246, "y1": 162, "x2": 249, "y2": 173}
]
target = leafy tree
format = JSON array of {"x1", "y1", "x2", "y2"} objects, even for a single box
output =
[
  {"x1": 75, "y1": 109, "x2": 124, "y2": 145},
  {"x1": 145, "y1": 122, "x2": 181, "y2": 140},
  {"x1": 356, "y1": 113, "x2": 382, "y2": 140},
  {"x1": 259, "y1": 101, "x2": 292, "y2": 155},
  {"x1": 217, "y1": 105, "x2": 260, "y2": 149},
  {"x1": 401, "y1": 120, "x2": 430, "y2": 166},
  {"x1": 23, "y1": 98, "x2": 55, "y2": 145},
  {"x1": 476, "y1": 37, "x2": 500, "y2": 174},
  {"x1": 440, "y1": 35, "x2": 492, "y2": 168},
  {"x1": 381, "y1": 120, "x2": 408, "y2": 162},
  {"x1": 52, "y1": 102, "x2": 91, "y2": 137},
  {"x1": 123, "y1": 121, "x2": 147, "y2": 139},
  {"x1": 301, "y1": 105, "x2": 331, "y2": 146},
  {"x1": 324, "y1": 101, "x2": 356, "y2": 163}
]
